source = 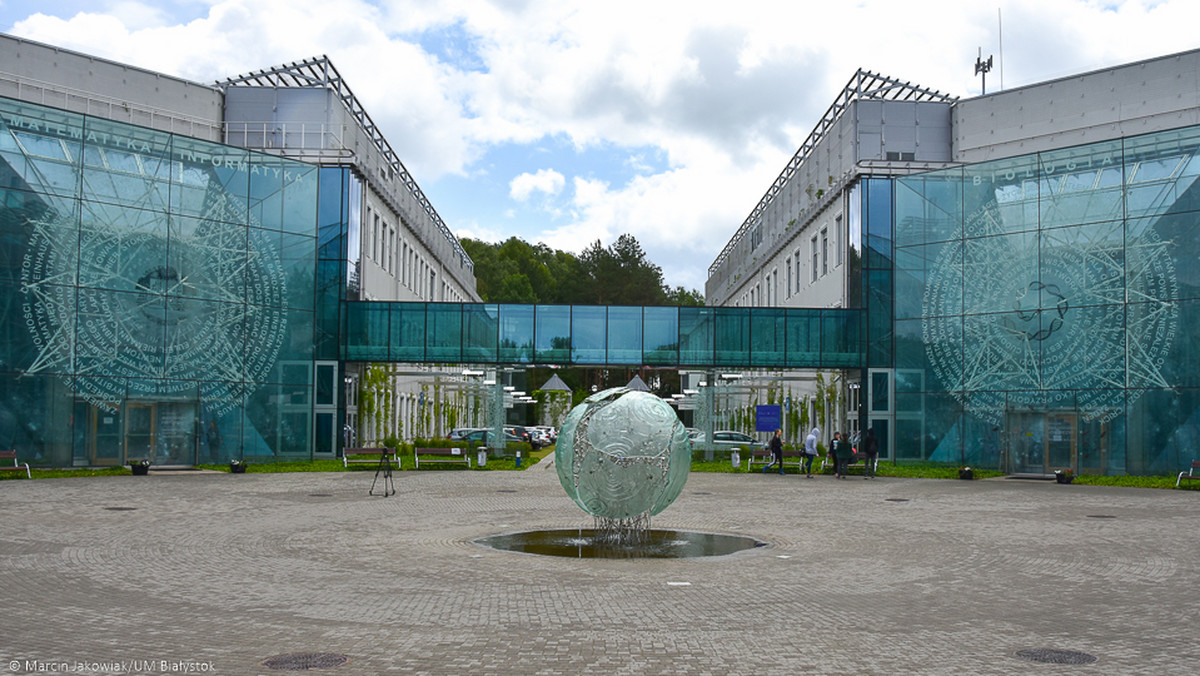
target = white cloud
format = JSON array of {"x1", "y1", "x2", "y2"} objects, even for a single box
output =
[
  {"x1": 11, "y1": 0, "x2": 1200, "y2": 289},
  {"x1": 509, "y1": 168, "x2": 565, "y2": 202}
]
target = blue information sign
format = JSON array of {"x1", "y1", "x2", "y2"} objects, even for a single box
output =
[{"x1": 756, "y1": 405, "x2": 782, "y2": 432}]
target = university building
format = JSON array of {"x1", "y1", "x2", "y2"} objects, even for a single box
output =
[
  {"x1": 4, "y1": 30, "x2": 1198, "y2": 477},
  {"x1": 0, "y1": 33, "x2": 481, "y2": 467},
  {"x1": 710, "y1": 51, "x2": 1200, "y2": 475}
]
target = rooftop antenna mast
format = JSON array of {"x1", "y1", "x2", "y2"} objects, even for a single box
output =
[{"x1": 974, "y1": 47, "x2": 994, "y2": 95}]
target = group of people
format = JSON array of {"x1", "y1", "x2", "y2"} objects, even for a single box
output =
[{"x1": 762, "y1": 426, "x2": 878, "y2": 479}]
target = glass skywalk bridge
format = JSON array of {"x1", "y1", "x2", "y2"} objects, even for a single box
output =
[{"x1": 343, "y1": 302, "x2": 863, "y2": 368}]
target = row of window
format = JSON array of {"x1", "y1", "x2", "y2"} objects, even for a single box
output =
[
  {"x1": 735, "y1": 214, "x2": 844, "y2": 307},
  {"x1": 364, "y1": 204, "x2": 466, "y2": 303}
]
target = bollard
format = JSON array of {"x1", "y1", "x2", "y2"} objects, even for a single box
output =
[{"x1": 516, "y1": 450, "x2": 522, "y2": 468}]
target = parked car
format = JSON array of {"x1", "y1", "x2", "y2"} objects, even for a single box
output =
[
  {"x1": 460, "y1": 429, "x2": 523, "y2": 446},
  {"x1": 505, "y1": 425, "x2": 534, "y2": 445},
  {"x1": 446, "y1": 428, "x2": 477, "y2": 442},
  {"x1": 689, "y1": 430, "x2": 767, "y2": 452},
  {"x1": 529, "y1": 428, "x2": 552, "y2": 447},
  {"x1": 531, "y1": 425, "x2": 558, "y2": 443}
]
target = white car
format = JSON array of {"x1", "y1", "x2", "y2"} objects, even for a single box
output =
[{"x1": 689, "y1": 430, "x2": 767, "y2": 451}]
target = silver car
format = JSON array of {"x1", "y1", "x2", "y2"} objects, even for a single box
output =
[{"x1": 689, "y1": 430, "x2": 767, "y2": 451}]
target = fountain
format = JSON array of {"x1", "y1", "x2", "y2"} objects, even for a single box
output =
[{"x1": 475, "y1": 387, "x2": 763, "y2": 558}]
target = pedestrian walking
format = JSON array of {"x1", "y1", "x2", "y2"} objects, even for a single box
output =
[
  {"x1": 762, "y1": 428, "x2": 785, "y2": 475},
  {"x1": 803, "y1": 427, "x2": 819, "y2": 478},
  {"x1": 862, "y1": 428, "x2": 879, "y2": 479}
]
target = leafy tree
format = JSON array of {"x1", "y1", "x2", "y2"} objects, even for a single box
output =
[{"x1": 461, "y1": 234, "x2": 705, "y2": 307}]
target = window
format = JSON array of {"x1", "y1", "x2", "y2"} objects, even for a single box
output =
[
  {"x1": 811, "y1": 236, "x2": 818, "y2": 282},
  {"x1": 794, "y1": 249, "x2": 801, "y2": 292},
  {"x1": 786, "y1": 257, "x2": 792, "y2": 298},
  {"x1": 821, "y1": 228, "x2": 828, "y2": 276},
  {"x1": 388, "y1": 228, "x2": 395, "y2": 273},
  {"x1": 372, "y1": 213, "x2": 380, "y2": 261},
  {"x1": 835, "y1": 215, "x2": 843, "y2": 267}
]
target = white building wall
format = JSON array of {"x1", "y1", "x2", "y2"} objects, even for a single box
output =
[
  {"x1": 954, "y1": 47, "x2": 1200, "y2": 163},
  {"x1": 0, "y1": 33, "x2": 223, "y2": 140}
]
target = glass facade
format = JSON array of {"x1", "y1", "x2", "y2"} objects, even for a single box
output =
[
  {"x1": 1, "y1": 96, "x2": 320, "y2": 466},
  {"x1": 342, "y1": 302, "x2": 863, "y2": 369},
  {"x1": 894, "y1": 125, "x2": 1200, "y2": 475}
]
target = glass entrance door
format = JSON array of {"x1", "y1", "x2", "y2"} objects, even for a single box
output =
[
  {"x1": 1006, "y1": 410, "x2": 1077, "y2": 474},
  {"x1": 123, "y1": 402, "x2": 198, "y2": 465}
]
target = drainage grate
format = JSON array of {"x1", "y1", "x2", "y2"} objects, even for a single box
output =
[
  {"x1": 307, "y1": 494, "x2": 332, "y2": 498},
  {"x1": 496, "y1": 489, "x2": 517, "y2": 493},
  {"x1": 261, "y1": 653, "x2": 350, "y2": 671},
  {"x1": 103, "y1": 507, "x2": 137, "y2": 511},
  {"x1": 691, "y1": 491, "x2": 712, "y2": 495},
  {"x1": 884, "y1": 498, "x2": 909, "y2": 502},
  {"x1": 1086, "y1": 515, "x2": 1116, "y2": 519},
  {"x1": 1015, "y1": 649, "x2": 1097, "y2": 665}
]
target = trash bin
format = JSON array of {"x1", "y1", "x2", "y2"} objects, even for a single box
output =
[
  {"x1": 477, "y1": 449, "x2": 487, "y2": 467},
  {"x1": 731, "y1": 450, "x2": 741, "y2": 469}
]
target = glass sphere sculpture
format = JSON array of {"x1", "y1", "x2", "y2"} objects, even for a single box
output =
[{"x1": 555, "y1": 387, "x2": 690, "y2": 520}]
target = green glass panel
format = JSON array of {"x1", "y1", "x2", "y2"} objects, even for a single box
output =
[
  {"x1": 463, "y1": 303, "x2": 497, "y2": 362},
  {"x1": 535, "y1": 305, "x2": 570, "y2": 363},
  {"x1": 75, "y1": 201, "x2": 168, "y2": 292},
  {"x1": 1125, "y1": 300, "x2": 1175, "y2": 390},
  {"x1": 895, "y1": 169, "x2": 963, "y2": 245},
  {"x1": 80, "y1": 116, "x2": 172, "y2": 213},
  {"x1": 281, "y1": 163, "x2": 318, "y2": 236},
  {"x1": 606, "y1": 306, "x2": 642, "y2": 364},
  {"x1": 893, "y1": 318, "x2": 931, "y2": 371},
  {"x1": 678, "y1": 306, "x2": 713, "y2": 365},
  {"x1": 571, "y1": 306, "x2": 606, "y2": 364},
  {"x1": 1124, "y1": 128, "x2": 1200, "y2": 219},
  {"x1": 344, "y1": 302, "x2": 389, "y2": 361},
  {"x1": 965, "y1": 154, "x2": 1040, "y2": 237},
  {"x1": 249, "y1": 153, "x2": 287, "y2": 230},
  {"x1": 785, "y1": 309, "x2": 820, "y2": 367},
  {"x1": 314, "y1": 260, "x2": 342, "y2": 360},
  {"x1": 750, "y1": 308, "x2": 785, "y2": 366},
  {"x1": 0, "y1": 97, "x2": 84, "y2": 199},
  {"x1": 714, "y1": 308, "x2": 748, "y2": 366},
  {"x1": 74, "y1": 286, "x2": 166, "y2": 381},
  {"x1": 275, "y1": 308, "x2": 314, "y2": 365},
  {"x1": 1037, "y1": 139, "x2": 1126, "y2": 228},
  {"x1": 1169, "y1": 299, "x2": 1200, "y2": 388},
  {"x1": 390, "y1": 303, "x2": 426, "y2": 361},
  {"x1": 499, "y1": 304, "x2": 534, "y2": 363},
  {"x1": 1040, "y1": 219, "x2": 1121, "y2": 305},
  {"x1": 962, "y1": 232, "x2": 1037, "y2": 315},
  {"x1": 866, "y1": 269, "x2": 892, "y2": 367},
  {"x1": 426, "y1": 303, "x2": 462, "y2": 362},
  {"x1": 824, "y1": 309, "x2": 863, "y2": 367},
  {"x1": 279, "y1": 230, "x2": 317, "y2": 313},
  {"x1": 895, "y1": 242, "x2": 947, "y2": 321},
  {"x1": 643, "y1": 306, "x2": 678, "y2": 365},
  {"x1": 2, "y1": 275, "x2": 66, "y2": 373},
  {"x1": 1150, "y1": 212, "x2": 1200, "y2": 302}
]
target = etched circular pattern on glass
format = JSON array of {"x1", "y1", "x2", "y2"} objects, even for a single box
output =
[
  {"x1": 21, "y1": 192, "x2": 287, "y2": 415},
  {"x1": 922, "y1": 201, "x2": 1177, "y2": 423}
]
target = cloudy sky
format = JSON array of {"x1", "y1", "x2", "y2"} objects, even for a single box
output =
[{"x1": 2, "y1": 0, "x2": 1198, "y2": 291}]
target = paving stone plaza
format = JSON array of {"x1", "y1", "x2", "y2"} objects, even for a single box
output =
[{"x1": 0, "y1": 461, "x2": 1196, "y2": 675}]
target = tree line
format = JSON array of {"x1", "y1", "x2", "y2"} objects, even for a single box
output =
[{"x1": 460, "y1": 234, "x2": 704, "y2": 306}]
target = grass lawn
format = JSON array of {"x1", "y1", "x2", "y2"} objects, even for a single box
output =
[{"x1": 2, "y1": 450, "x2": 1195, "y2": 490}]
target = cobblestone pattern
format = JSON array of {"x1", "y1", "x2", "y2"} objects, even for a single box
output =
[{"x1": 0, "y1": 464, "x2": 1197, "y2": 675}]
